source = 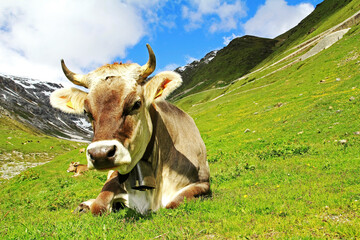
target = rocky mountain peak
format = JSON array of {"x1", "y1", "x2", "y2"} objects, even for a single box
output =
[{"x1": 0, "y1": 73, "x2": 92, "y2": 142}]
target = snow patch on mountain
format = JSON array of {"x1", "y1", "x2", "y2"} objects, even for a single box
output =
[
  {"x1": 176, "y1": 50, "x2": 218, "y2": 73},
  {"x1": 0, "y1": 73, "x2": 92, "y2": 141}
]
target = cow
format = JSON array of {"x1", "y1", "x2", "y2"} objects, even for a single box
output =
[
  {"x1": 50, "y1": 44, "x2": 210, "y2": 215},
  {"x1": 67, "y1": 162, "x2": 88, "y2": 177}
]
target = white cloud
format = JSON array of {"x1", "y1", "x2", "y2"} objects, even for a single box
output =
[
  {"x1": 124, "y1": 0, "x2": 172, "y2": 28},
  {"x1": 223, "y1": 33, "x2": 241, "y2": 45},
  {"x1": 182, "y1": 0, "x2": 247, "y2": 33},
  {"x1": 0, "y1": 0, "x2": 152, "y2": 84},
  {"x1": 243, "y1": 0, "x2": 314, "y2": 38},
  {"x1": 185, "y1": 55, "x2": 199, "y2": 64},
  {"x1": 155, "y1": 63, "x2": 180, "y2": 74}
]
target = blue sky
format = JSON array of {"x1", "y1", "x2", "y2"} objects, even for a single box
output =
[{"x1": 0, "y1": 0, "x2": 323, "y2": 85}]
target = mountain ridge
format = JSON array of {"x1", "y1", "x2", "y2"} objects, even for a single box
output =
[
  {"x1": 171, "y1": 0, "x2": 359, "y2": 100},
  {"x1": 0, "y1": 74, "x2": 92, "y2": 142},
  {"x1": 171, "y1": 35, "x2": 278, "y2": 100}
]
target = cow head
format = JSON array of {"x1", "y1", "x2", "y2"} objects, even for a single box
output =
[
  {"x1": 67, "y1": 162, "x2": 79, "y2": 172},
  {"x1": 50, "y1": 44, "x2": 182, "y2": 174}
]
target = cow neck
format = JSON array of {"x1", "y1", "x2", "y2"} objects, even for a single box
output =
[
  {"x1": 127, "y1": 103, "x2": 158, "y2": 191},
  {"x1": 141, "y1": 103, "x2": 158, "y2": 161}
]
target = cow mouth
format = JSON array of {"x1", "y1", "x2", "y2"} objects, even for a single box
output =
[
  {"x1": 93, "y1": 165, "x2": 118, "y2": 171},
  {"x1": 90, "y1": 161, "x2": 131, "y2": 172},
  {"x1": 88, "y1": 163, "x2": 132, "y2": 176}
]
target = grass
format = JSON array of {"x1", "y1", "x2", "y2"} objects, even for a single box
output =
[
  {"x1": 0, "y1": 116, "x2": 77, "y2": 155},
  {"x1": 0, "y1": 113, "x2": 87, "y2": 180},
  {"x1": 1, "y1": 3, "x2": 360, "y2": 239}
]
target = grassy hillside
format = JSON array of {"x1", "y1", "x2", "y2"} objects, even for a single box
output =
[
  {"x1": 275, "y1": 0, "x2": 356, "y2": 50},
  {"x1": 261, "y1": 0, "x2": 359, "y2": 71},
  {"x1": 0, "y1": 112, "x2": 86, "y2": 180},
  {"x1": 173, "y1": 0, "x2": 359, "y2": 100},
  {"x1": 172, "y1": 36, "x2": 278, "y2": 99},
  {"x1": 0, "y1": 1, "x2": 360, "y2": 239},
  {"x1": 176, "y1": 23, "x2": 360, "y2": 238}
]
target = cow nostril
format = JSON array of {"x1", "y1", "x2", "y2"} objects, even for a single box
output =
[
  {"x1": 88, "y1": 150, "x2": 96, "y2": 162},
  {"x1": 87, "y1": 149, "x2": 92, "y2": 158},
  {"x1": 87, "y1": 144, "x2": 117, "y2": 166},
  {"x1": 107, "y1": 145, "x2": 116, "y2": 158}
]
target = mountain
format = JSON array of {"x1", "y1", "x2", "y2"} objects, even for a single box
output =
[
  {"x1": 172, "y1": 36, "x2": 278, "y2": 100},
  {"x1": 0, "y1": 74, "x2": 92, "y2": 142},
  {"x1": 172, "y1": 0, "x2": 359, "y2": 100}
]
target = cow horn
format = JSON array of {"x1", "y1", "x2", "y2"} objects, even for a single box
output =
[
  {"x1": 61, "y1": 59, "x2": 89, "y2": 88},
  {"x1": 139, "y1": 44, "x2": 156, "y2": 84}
]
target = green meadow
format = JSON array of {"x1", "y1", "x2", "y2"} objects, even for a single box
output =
[{"x1": 1, "y1": 2, "x2": 360, "y2": 239}]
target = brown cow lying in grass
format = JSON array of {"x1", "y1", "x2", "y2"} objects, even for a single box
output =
[
  {"x1": 51, "y1": 44, "x2": 210, "y2": 215},
  {"x1": 67, "y1": 162, "x2": 88, "y2": 177}
]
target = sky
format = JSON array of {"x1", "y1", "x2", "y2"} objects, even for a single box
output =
[{"x1": 0, "y1": 0, "x2": 324, "y2": 86}]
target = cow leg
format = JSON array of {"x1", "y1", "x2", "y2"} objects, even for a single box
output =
[
  {"x1": 73, "y1": 170, "x2": 128, "y2": 216},
  {"x1": 72, "y1": 172, "x2": 81, "y2": 177},
  {"x1": 73, "y1": 199, "x2": 95, "y2": 213},
  {"x1": 165, "y1": 182, "x2": 210, "y2": 209}
]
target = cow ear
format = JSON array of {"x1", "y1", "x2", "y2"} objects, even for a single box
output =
[
  {"x1": 50, "y1": 87, "x2": 88, "y2": 114},
  {"x1": 143, "y1": 71, "x2": 182, "y2": 105}
]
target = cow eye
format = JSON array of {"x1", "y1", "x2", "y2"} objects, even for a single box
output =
[
  {"x1": 123, "y1": 100, "x2": 142, "y2": 116},
  {"x1": 131, "y1": 100, "x2": 142, "y2": 112}
]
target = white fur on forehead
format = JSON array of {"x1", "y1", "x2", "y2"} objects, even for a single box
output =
[{"x1": 86, "y1": 63, "x2": 141, "y2": 88}]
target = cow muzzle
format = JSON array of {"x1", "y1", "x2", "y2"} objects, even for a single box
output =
[{"x1": 86, "y1": 140, "x2": 131, "y2": 172}]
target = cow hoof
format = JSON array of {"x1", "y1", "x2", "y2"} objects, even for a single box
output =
[
  {"x1": 73, "y1": 203, "x2": 91, "y2": 214},
  {"x1": 90, "y1": 203, "x2": 109, "y2": 216},
  {"x1": 165, "y1": 201, "x2": 180, "y2": 209}
]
